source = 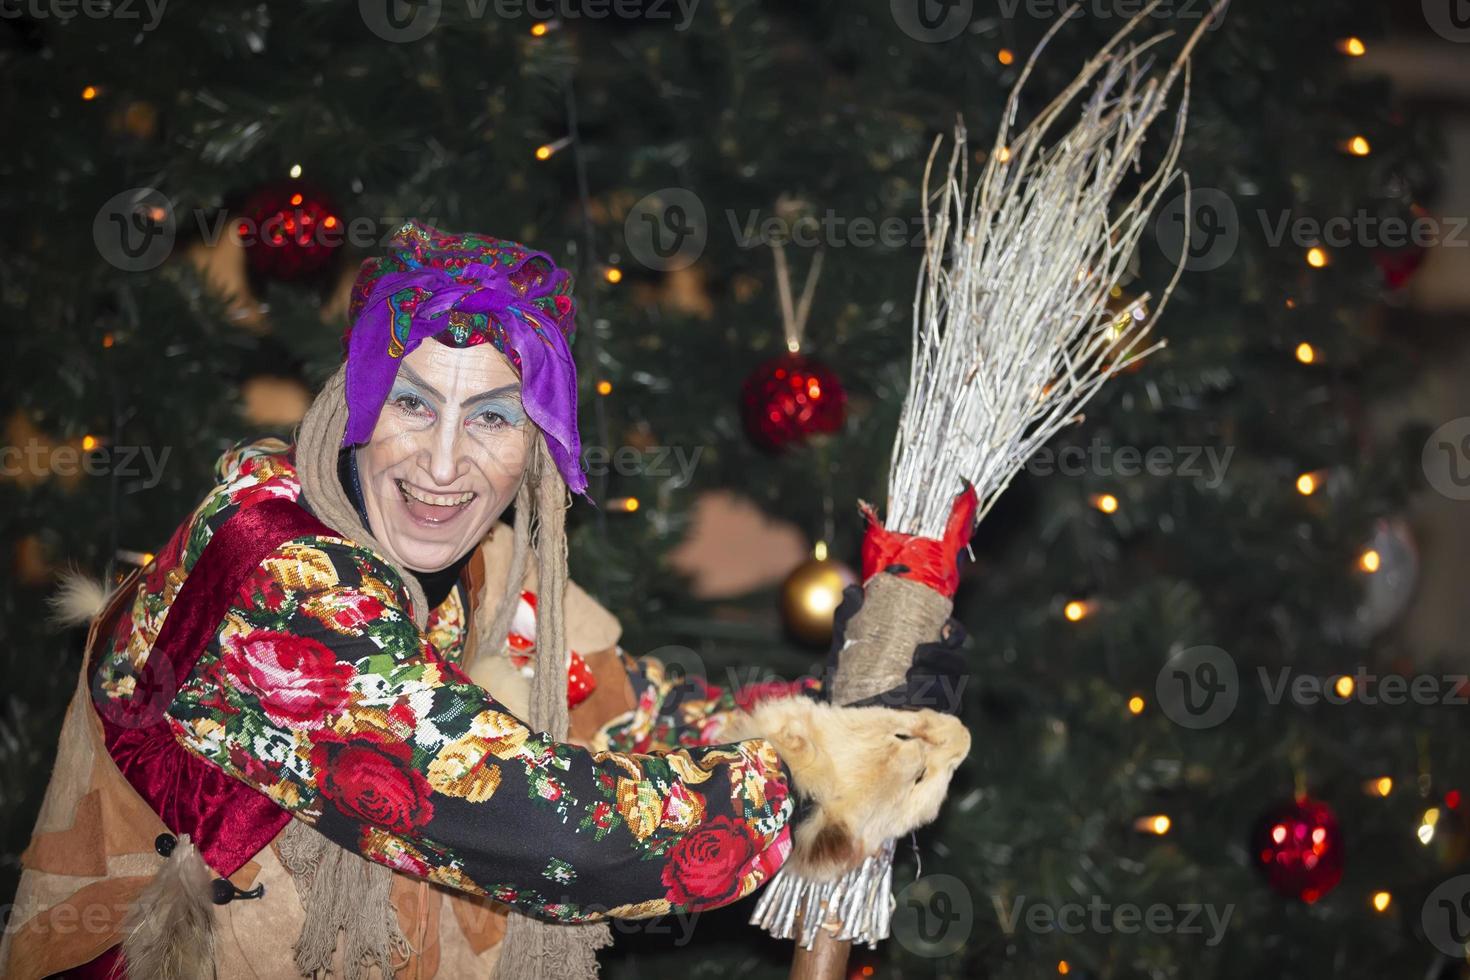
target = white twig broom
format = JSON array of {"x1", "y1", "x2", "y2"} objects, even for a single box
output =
[{"x1": 751, "y1": 4, "x2": 1225, "y2": 977}]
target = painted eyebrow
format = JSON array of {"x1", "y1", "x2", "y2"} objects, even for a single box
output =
[
  {"x1": 396, "y1": 366, "x2": 520, "y2": 409},
  {"x1": 461, "y1": 383, "x2": 522, "y2": 410},
  {"x1": 396, "y1": 366, "x2": 445, "y2": 403}
]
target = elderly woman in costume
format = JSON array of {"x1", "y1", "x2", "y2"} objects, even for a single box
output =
[{"x1": 4, "y1": 223, "x2": 970, "y2": 980}]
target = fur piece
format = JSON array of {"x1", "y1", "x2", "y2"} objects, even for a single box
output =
[
  {"x1": 724, "y1": 699, "x2": 970, "y2": 880},
  {"x1": 118, "y1": 835, "x2": 217, "y2": 980},
  {"x1": 49, "y1": 569, "x2": 109, "y2": 626}
]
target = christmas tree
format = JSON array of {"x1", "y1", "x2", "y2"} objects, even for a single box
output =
[{"x1": 2, "y1": 2, "x2": 1462, "y2": 977}]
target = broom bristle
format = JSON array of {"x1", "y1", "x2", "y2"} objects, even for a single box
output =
[{"x1": 886, "y1": 0, "x2": 1226, "y2": 538}]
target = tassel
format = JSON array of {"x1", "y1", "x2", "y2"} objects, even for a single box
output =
[
  {"x1": 49, "y1": 569, "x2": 109, "y2": 626},
  {"x1": 118, "y1": 835, "x2": 217, "y2": 980}
]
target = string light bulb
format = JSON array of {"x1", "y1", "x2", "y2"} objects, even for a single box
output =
[
  {"x1": 1306, "y1": 247, "x2": 1329, "y2": 269},
  {"x1": 1127, "y1": 695, "x2": 1145, "y2": 715},
  {"x1": 1334, "y1": 675, "x2": 1356, "y2": 699},
  {"x1": 80, "y1": 435, "x2": 100, "y2": 451},
  {"x1": 81, "y1": 85, "x2": 99, "y2": 101},
  {"x1": 603, "y1": 266, "x2": 623, "y2": 284},
  {"x1": 1134, "y1": 814, "x2": 1172, "y2": 835},
  {"x1": 535, "y1": 136, "x2": 573, "y2": 161},
  {"x1": 1057, "y1": 962, "x2": 1071, "y2": 976},
  {"x1": 1295, "y1": 342, "x2": 1316, "y2": 364},
  {"x1": 102, "y1": 333, "x2": 115, "y2": 348},
  {"x1": 529, "y1": 20, "x2": 551, "y2": 36},
  {"x1": 1358, "y1": 549, "x2": 1381, "y2": 573},
  {"x1": 1419, "y1": 807, "x2": 1441, "y2": 845},
  {"x1": 288, "y1": 163, "x2": 303, "y2": 179},
  {"x1": 1371, "y1": 891, "x2": 1392, "y2": 913},
  {"x1": 1092, "y1": 493, "x2": 1119, "y2": 514},
  {"x1": 606, "y1": 496, "x2": 639, "y2": 513},
  {"x1": 1063, "y1": 600, "x2": 1094, "y2": 622},
  {"x1": 1342, "y1": 135, "x2": 1371, "y2": 157},
  {"x1": 1362, "y1": 776, "x2": 1393, "y2": 797},
  {"x1": 813, "y1": 540, "x2": 829, "y2": 561},
  {"x1": 998, "y1": 48, "x2": 1015, "y2": 65},
  {"x1": 595, "y1": 380, "x2": 612, "y2": 396},
  {"x1": 1336, "y1": 37, "x2": 1366, "y2": 56},
  {"x1": 1295, "y1": 471, "x2": 1321, "y2": 496}
]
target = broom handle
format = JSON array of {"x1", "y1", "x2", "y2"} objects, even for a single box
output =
[{"x1": 790, "y1": 572, "x2": 953, "y2": 980}]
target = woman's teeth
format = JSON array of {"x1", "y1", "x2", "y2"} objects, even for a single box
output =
[{"x1": 396, "y1": 480, "x2": 476, "y2": 507}]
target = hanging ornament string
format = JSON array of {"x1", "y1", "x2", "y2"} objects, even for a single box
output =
[
  {"x1": 741, "y1": 239, "x2": 845, "y2": 452},
  {"x1": 770, "y1": 238, "x2": 825, "y2": 353}
]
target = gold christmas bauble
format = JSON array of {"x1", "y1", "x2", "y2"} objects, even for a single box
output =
[{"x1": 779, "y1": 556, "x2": 858, "y2": 646}]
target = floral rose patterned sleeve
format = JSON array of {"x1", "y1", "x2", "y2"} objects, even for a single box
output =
[
  {"x1": 167, "y1": 535, "x2": 796, "y2": 921},
  {"x1": 598, "y1": 653, "x2": 822, "y2": 754}
]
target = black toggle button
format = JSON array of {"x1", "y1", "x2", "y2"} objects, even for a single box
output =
[
  {"x1": 154, "y1": 833, "x2": 177, "y2": 858},
  {"x1": 211, "y1": 878, "x2": 265, "y2": 906}
]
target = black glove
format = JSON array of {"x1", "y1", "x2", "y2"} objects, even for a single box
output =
[{"x1": 814, "y1": 583, "x2": 969, "y2": 716}]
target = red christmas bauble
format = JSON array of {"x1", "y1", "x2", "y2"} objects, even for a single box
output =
[
  {"x1": 739, "y1": 351, "x2": 847, "y2": 451},
  {"x1": 238, "y1": 182, "x2": 343, "y2": 282},
  {"x1": 1372, "y1": 245, "x2": 1426, "y2": 291},
  {"x1": 1251, "y1": 797, "x2": 1344, "y2": 903}
]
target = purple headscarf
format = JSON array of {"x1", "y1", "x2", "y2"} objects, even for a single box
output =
[{"x1": 341, "y1": 221, "x2": 587, "y2": 498}]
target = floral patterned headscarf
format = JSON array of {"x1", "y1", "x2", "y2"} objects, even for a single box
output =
[{"x1": 341, "y1": 220, "x2": 586, "y2": 497}]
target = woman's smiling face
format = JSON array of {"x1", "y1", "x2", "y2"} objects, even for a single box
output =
[{"x1": 356, "y1": 341, "x2": 532, "y2": 572}]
